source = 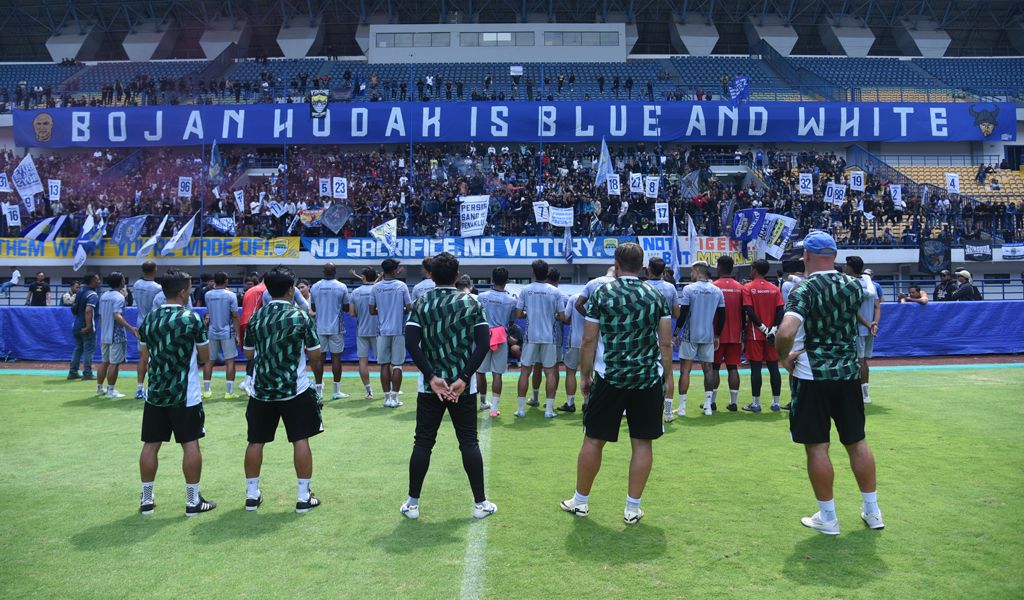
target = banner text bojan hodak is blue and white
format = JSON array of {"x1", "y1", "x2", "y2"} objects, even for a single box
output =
[{"x1": 14, "y1": 101, "x2": 1014, "y2": 147}]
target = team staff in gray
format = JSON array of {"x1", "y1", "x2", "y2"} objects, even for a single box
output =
[
  {"x1": 514, "y1": 259, "x2": 566, "y2": 419},
  {"x1": 132, "y1": 261, "x2": 163, "y2": 400},
  {"x1": 411, "y1": 257, "x2": 435, "y2": 302},
  {"x1": 203, "y1": 272, "x2": 241, "y2": 399},
  {"x1": 310, "y1": 262, "x2": 351, "y2": 401},
  {"x1": 371, "y1": 258, "x2": 413, "y2": 408},
  {"x1": 349, "y1": 268, "x2": 380, "y2": 401},
  {"x1": 98, "y1": 272, "x2": 137, "y2": 399},
  {"x1": 475, "y1": 267, "x2": 518, "y2": 417}
]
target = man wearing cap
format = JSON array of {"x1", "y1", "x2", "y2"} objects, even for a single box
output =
[
  {"x1": 844, "y1": 256, "x2": 880, "y2": 405},
  {"x1": 776, "y1": 231, "x2": 884, "y2": 536},
  {"x1": 952, "y1": 270, "x2": 982, "y2": 301},
  {"x1": 371, "y1": 258, "x2": 413, "y2": 407},
  {"x1": 933, "y1": 270, "x2": 957, "y2": 301}
]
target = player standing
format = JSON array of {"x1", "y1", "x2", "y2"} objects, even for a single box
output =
[
  {"x1": 136, "y1": 270, "x2": 216, "y2": 517},
  {"x1": 644, "y1": 258, "x2": 680, "y2": 421},
  {"x1": 475, "y1": 267, "x2": 518, "y2": 417},
  {"x1": 310, "y1": 263, "x2": 351, "y2": 401},
  {"x1": 401, "y1": 252, "x2": 497, "y2": 520},
  {"x1": 411, "y1": 257, "x2": 435, "y2": 302},
  {"x1": 515, "y1": 260, "x2": 566, "y2": 419},
  {"x1": 844, "y1": 256, "x2": 881, "y2": 405},
  {"x1": 776, "y1": 231, "x2": 883, "y2": 535},
  {"x1": 68, "y1": 273, "x2": 100, "y2": 382},
  {"x1": 202, "y1": 272, "x2": 241, "y2": 399},
  {"x1": 560, "y1": 243, "x2": 673, "y2": 524},
  {"x1": 349, "y1": 268, "x2": 380, "y2": 400},
  {"x1": 97, "y1": 272, "x2": 137, "y2": 399},
  {"x1": 742, "y1": 259, "x2": 784, "y2": 412},
  {"x1": 712, "y1": 256, "x2": 744, "y2": 412},
  {"x1": 239, "y1": 273, "x2": 266, "y2": 395},
  {"x1": 674, "y1": 261, "x2": 724, "y2": 417},
  {"x1": 371, "y1": 258, "x2": 412, "y2": 408},
  {"x1": 132, "y1": 261, "x2": 162, "y2": 399},
  {"x1": 242, "y1": 267, "x2": 325, "y2": 514},
  {"x1": 557, "y1": 291, "x2": 586, "y2": 413}
]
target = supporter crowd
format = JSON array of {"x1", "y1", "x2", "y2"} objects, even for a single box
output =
[{"x1": 1, "y1": 145, "x2": 1021, "y2": 246}]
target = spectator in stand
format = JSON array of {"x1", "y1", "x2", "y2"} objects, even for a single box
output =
[
  {"x1": 933, "y1": 270, "x2": 957, "y2": 301},
  {"x1": 898, "y1": 285, "x2": 929, "y2": 304},
  {"x1": 63, "y1": 281, "x2": 81, "y2": 307},
  {"x1": 952, "y1": 270, "x2": 982, "y2": 301}
]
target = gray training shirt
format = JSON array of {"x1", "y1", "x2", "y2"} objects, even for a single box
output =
[
  {"x1": 411, "y1": 278, "x2": 435, "y2": 302},
  {"x1": 310, "y1": 279, "x2": 350, "y2": 335},
  {"x1": 856, "y1": 275, "x2": 879, "y2": 336},
  {"x1": 566, "y1": 294, "x2": 586, "y2": 348},
  {"x1": 132, "y1": 278, "x2": 163, "y2": 325},
  {"x1": 371, "y1": 278, "x2": 412, "y2": 336},
  {"x1": 350, "y1": 285, "x2": 379, "y2": 337},
  {"x1": 515, "y1": 281, "x2": 564, "y2": 344},
  {"x1": 204, "y1": 288, "x2": 238, "y2": 340},
  {"x1": 679, "y1": 280, "x2": 725, "y2": 344},
  {"x1": 647, "y1": 279, "x2": 680, "y2": 309},
  {"x1": 477, "y1": 288, "x2": 518, "y2": 329},
  {"x1": 99, "y1": 290, "x2": 126, "y2": 344}
]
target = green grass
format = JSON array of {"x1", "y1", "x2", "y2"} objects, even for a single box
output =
[{"x1": 1, "y1": 368, "x2": 1022, "y2": 599}]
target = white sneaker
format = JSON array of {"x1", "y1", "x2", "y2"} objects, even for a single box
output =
[
  {"x1": 703, "y1": 403, "x2": 713, "y2": 416},
  {"x1": 107, "y1": 390, "x2": 126, "y2": 399},
  {"x1": 674, "y1": 407, "x2": 687, "y2": 417},
  {"x1": 331, "y1": 392, "x2": 346, "y2": 400},
  {"x1": 624, "y1": 507, "x2": 645, "y2": 525},
  {"x1": 514, "y1": 410, "x2": 526, "y2": 418},
  {"x1": 472, "y1": 500, "x2": 498, "y2": 519},
  {"x1": 400, "y1": 501, "x2": 419, "y2": 520},
  {"x1": 861, "y1": 511, "x2": 885, "y2": 530},
  {"x1": 478, "y1": 400, "x2": 492, "y2": 411},
  {"x1": 863, "y1": 396, "x2": 872, "y2": 405},
  {"x1": 800, "y1": 511, "x2": 840, "y2": 535},
  {"x1": 544, "y1": 411, "x2": 557, "y2": 419},
  {"x1": 664, "y1": 411, "x2": 675, "y2": 422},
  {"x1": 560, "y1": 498, "x2": 589, "y2": 517}
]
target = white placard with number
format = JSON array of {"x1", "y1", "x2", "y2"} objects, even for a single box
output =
[
  {"x1": 798, "y1": 173, "x2": 813, "y2": 196},
  {"x1": 644, "y1": 175, "x2": 660, "y2": 199},
  {"x1": 890, "y1": 184, "x2": 903, "y2": 207},
  {"x1": 332, "y1": 176, "x2": 348, "y2": 200},
  {"x1": 177, "y1": 176, "x2": 193, "y2": 198},
  {"x1": 319, "y1": 178, "x2": 331, "y2": 197},
  {"x1": 3, "y1": 203, "x2": 21, "y2": 228},
  {"x1": 849, "y1": 171, "x2": 865, "y2": 192},
  {"x1": 533, "y1": 201, "x2": 550, "y2": 223},
  {"x1": 0, "y1": 173, "x2": 10, "y2": 193},
  {"x1": 628, "y1": 172, "x2": 643, "y2": 194},
  {"x1": 824, "y1": 182, "x2": 848, "y2": 206},
  {"x1": 47, "y1": 179, "x2": 61, "y2": 201},
  {"x1": 654, "y1": 202, "x2": 669, "y2": 224},
  {"x1": 606, "y1": 174, "x2": 621, "y2": 196},
  {"x1": 945, "y1": 172, "x2": 960, "y2": 194}
]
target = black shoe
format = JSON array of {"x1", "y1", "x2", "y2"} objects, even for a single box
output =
[
  {"x1": 526, "y1": 398, "x2": 540, "y2": 407},
  {"x1": 726, "y1": 403, "x2": 738, "y2": 412},
  {"x1": 710, "y1": 402, "x2": 718, "y2": 412},
  {"x1": 296, "y1": 492, "x2": 321, "y2": 514},
  {"x1": 67, "y1": 372, "x2": 81, "y2": 380},
  {"x1": 139, "y1": 500, "x2": 155, "y2": 516},
  {"x1": 245, "y1": 495, "x2": 263, "y2": 512},
  {"x1": 556, "y1": 403, "x2": 576, "y2": 413},
  {"x1": 782, "y1": 402, "x2": 792, "y2": 411},
  {"x1": 185, "y1": 496, "x2": 217, "y2": 517},
  {"x1": 82, "y1": 372, "x2": 95, "y2": 381}
]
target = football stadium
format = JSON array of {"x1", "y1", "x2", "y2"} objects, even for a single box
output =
[{"x1": 1, "y1": 0, "x2": 1023, "y2": 597}]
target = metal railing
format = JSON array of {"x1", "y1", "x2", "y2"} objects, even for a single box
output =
[{"x1": 875, "y1": 155, "x2": 1006, "y2": 167}]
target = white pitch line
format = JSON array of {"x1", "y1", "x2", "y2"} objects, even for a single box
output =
[{"x1": 459, "y1": 414, "x2": 493, "y2": 600}]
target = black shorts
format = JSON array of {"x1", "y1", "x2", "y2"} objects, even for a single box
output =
[
  {"x1": 246, "y1": 388, "x2": 324, "y2": 444},
  {"x1": 789, "y1": 378, "x2": 865, "y2": 446},
  {"x1": 583, "y1": 375, "x2": 664, "y2": 443},
  {"x1": 141, "y1": 402, "x2": 206, "y2": 444}
]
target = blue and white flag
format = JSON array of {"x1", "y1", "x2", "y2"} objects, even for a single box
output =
[
  {"x1": 233, "y1": 189, "x2": 245, "y2": 213},
  {"x1": 594, "y1": 136, "x2": 615, "y2": 187},
  {"x1": 563, "y1": 225, "x2": 575, "y2": 264},
  {"x1": 670, "y1": 216, "x2": 682, "y2": 280},
  {"x1": 268, "y1": 201, "x2": 287, "y2": 218},
  {"x1": 687, "y1": 213, "x2": 699, "y2": 264},
  {"x1": 12, "y1": 154, "x2": 44, "y2": 201},
  {"x1": 206, "y1": 215, "x2": 236, "y2": 236},
  {"x1": 161, "y1": 212, "x2": 198, "y2": 256},
  {"x1": 75, "y1": 215, "x2": 105, "y2": 253},
  {"x1": 110, "y1": 215, "x2": 148, "y2": 246},
  {"x1": 728, "y1": 75, "x2": 750, "y2": 106},
  {"x1": 21, "y1": 215, "x2": 67, "y2": 242},
  {"x1": 208, "y1": 139, "x2": 222, "y2": 182},
  {"x1": 137, "y1": 214, "x2": 169, "y2": 259},
  {"x1": 732, "y1": 208, "x2": 767, "y2": 258},
  {"x1": 679, "y1": 170, "x2": 700, "y2": 199},
  {"x1": 369, "y1": 218, "x2": 399, "y2": 256}
]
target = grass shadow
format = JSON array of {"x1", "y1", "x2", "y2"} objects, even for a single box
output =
[
  {"x1": 781, "y1": 527, "x2": 887, "y2": 588},
  {"x1": 563, "y1": 517, "x2": 667, "y2": 563},
  {"x1": 70, "y1": 513, "x2": 177, "y2": 550},
  {"x1": 62, "y1": 394, "x2": 142, "y2": 412},
  {"x1": 190, "y1": 507, "x2": 293, "y2": 544},
  {"x1": 373, "y1": 518, "x2": 469, "y2": 555}
]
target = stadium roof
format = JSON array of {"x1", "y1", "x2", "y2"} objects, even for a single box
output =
[{"x1": 1, "y1": 0, "x2": 1021, "y2": 61}]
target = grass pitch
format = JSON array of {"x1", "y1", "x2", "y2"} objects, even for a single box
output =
[{"x1": 0, "y1": 366, "x2": 1022, "y2": 599}]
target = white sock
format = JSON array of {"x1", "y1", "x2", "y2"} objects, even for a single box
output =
[
  {"x1": 203, "y1": 380, "x2": 211, "y2": 392},
  {"x1": 729, "y1": 389, "x2": 739, "y2": 405},
  {"x1": 333, "y1": 381, "x2": 340, "y2": 394},
  {"x1": 246, "y1": 477, "x2": 260, "y2": 499},
  {"x1": 141, "y1": 481, "x2": 154, "y2": 503},
  {"x1": 315, "y1": 383, "x2": 324, "y2": 394},
  {"x1": 186, "y1": 483, "x2": 200, "y2": 506},
  {"x1": 567, "y1": 395, "x2": 575, "y2": 407},
  {"x1": 545, "y1": 398, "x2": 555, "y2": 414},
  {"x1": 297, "y1": 478, "x2": 311, "y2": 502},
  {"x1": 704, "y1": 391, "x2": 714, "y2": 407},
  {"x1": 862, "y1": 491, "x2": 879, "y2": 515},
  {"x1": 226, "y1": 381, "x2": 234, "y2": 394},
  {"x1": 626, "y1": 495, "x2": 641, "y2": 510},
  {"x1": 817, "y1": 498, "x2": 837, "y2": 522},
  {"x1": 664, "y1": 398, "x2": 673, "y2": 412},
  {"x1": 531, "y1": 389, "x2": 539, "y2": 403},
  {"x1": 861, "y1": 383, "x2": 870, "y2": 398},
  {"x1": 365, "y1": 384, "x2": 373, "y2": 395},
  {"x1": 711, "y1": 390, "x2": 718, "y2": 404},
  {"x1": 491, "y1": 395, "x2": 501, "y2": 411},
  {"x1": 97, "y1": 384, "x2": 104, "y2": 393},
  {"x1": 518, "y1": 397, "x2": 526, "y2": 412},
  {"x1": 772, "y1": 395, "x2": 781, "y2": 406},
  {"x1": 679, "y1": 394, "x2": 687, "y2": 409},
  {"x1": 573, "y1": 490, "x2": 589, "y2": 504},
  {"x1": 752, "y1": 396, "x2": 761, "y2": 407},
  {"x1": 137, "y1": 383, "x2": 144, "y2": 392},
  {"x1": 385, "y1": 391, "x2": 394, "y2": 403}
]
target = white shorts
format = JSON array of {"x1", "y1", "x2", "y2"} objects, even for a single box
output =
[
  {"x1": 357, "y1": 336, "x2": 375, "y2": 359},
  {"x1": 857, "y1": 335, "x2": 874, "y2": 359},
  {"x1": 477, "y1": 342, "x2": 509, "y2": 374},
  {"x1": 562, "y1": 347, "x2": 581, "y2": 370},
  {"x1": 377, "y1": 335, "x2": 405, "y2": 365},
  {"x1": 321, "y1": 333, "x2": 345, "y2": 355},
  {"x1": 680, "y1": 341, "x2": 714, "y2": 363},
  {"x1": 209, "y1": 337, "x2": 238, "y2": 361},
  {"x1": 102, "y1": 342, "x2": 126, "y2": 364},
  {"x1": 521, "y1": 342, "x2": 557, "y2": 369}
]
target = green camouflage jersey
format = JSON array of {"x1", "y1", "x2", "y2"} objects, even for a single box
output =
[
  {"x1": 584, "y1": 276, "x2": 671, "y2": 389},
  {"x1": 138, "y1": 305, "x2": 208, "y2": 407},
  {"x1": 406, "y1": 287, "x2": 489, "y2": 384},
  {"x1": 243, "y1": 300, "x2": 320, "y2": 401},
  {"x1": 784, "y1": 270, "x2": 864, "y2": 381}
]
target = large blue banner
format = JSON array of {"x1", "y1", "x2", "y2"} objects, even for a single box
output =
[
  {"x1": 302, "y1": 236, "x2": 633, "y2": 260},
  {"x1": 14, "y1": 101, "x2": 1015, "y2": 147}
]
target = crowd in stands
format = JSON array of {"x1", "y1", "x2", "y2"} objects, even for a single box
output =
[{"x1": 2, "y1": 145, "x2": 1021, "y2": 246}]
